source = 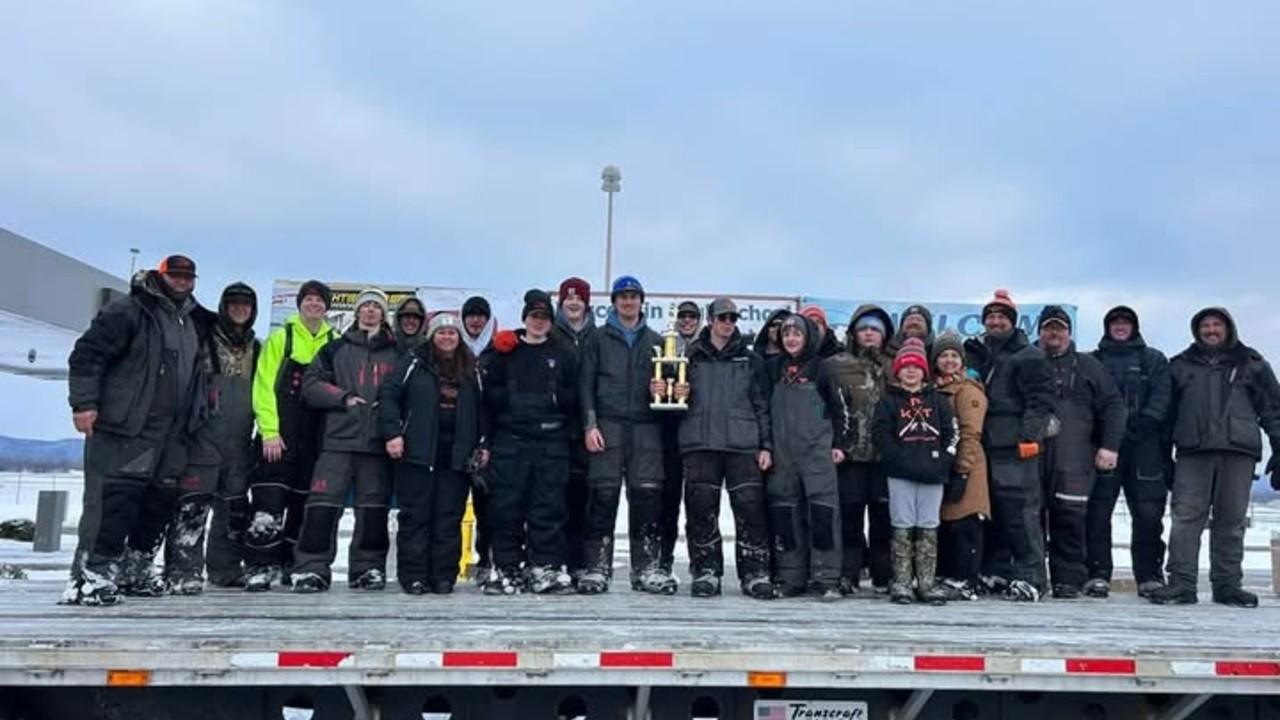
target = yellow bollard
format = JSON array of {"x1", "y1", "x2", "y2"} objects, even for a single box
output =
[{"x1": 458, "y1": 493, "x2": 476, "y2": 581}]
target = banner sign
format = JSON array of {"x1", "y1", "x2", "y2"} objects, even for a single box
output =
[{"x1": 801, "y1": 296, "x2": 1078, "y2": 339}]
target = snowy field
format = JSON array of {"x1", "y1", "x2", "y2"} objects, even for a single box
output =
[{"x1": 1, "y1": 471, "x2": 1277, "y2": 584}]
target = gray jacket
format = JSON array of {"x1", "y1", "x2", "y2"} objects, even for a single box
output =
[{"x1": 678, "y1": 327, "x2": 772, "y2": 454}]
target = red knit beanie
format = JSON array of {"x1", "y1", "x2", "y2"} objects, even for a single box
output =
[
  {"x1": 559, "y1": 277, "x2": 591, "y2": 305},
  {"x1": 892, "y1": 337, "x2": 930, "y2": 378}
]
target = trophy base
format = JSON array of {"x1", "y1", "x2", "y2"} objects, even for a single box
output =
[{"x1": 649, "y1": 402, "x2": 689, "y2": 412}]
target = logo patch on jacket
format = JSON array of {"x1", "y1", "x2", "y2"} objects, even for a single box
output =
[{"x1": 897, "y1": 396, "x2": 941, "y2": 443}]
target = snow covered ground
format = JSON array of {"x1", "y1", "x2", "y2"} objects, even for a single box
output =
[{"x1": 2, "y1": 471, "x2": 1277, "y2": 583}]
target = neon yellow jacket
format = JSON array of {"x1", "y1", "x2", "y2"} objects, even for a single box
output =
[{"x1": 253, "y1": 313, "x2": 335, "y2": 440}]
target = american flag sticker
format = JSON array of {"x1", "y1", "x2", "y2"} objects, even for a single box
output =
[{"x1": 756, "y1": 703, "x2": 788, "y2": 720}]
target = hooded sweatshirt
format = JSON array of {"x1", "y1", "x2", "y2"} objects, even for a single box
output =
[
  {"x1": 1092, "y1": 305, "x2": 1172, "y2": 439},
  {"x1": 393, "y1": 297, "x2": 428, "y2": 352},
  {"x1": 826, "y1": 304, "x2": 895, "y2": 462},
  {"x1": 753, "y1": 308, "x2": 793, "y2": 360}
]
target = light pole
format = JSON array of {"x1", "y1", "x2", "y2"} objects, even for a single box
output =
[
  {"x1": 601, "y1": 164, "x2": 622, "y2": 290},
  {"x1": 128, "y1": 248, "x2": 140, "y2": 277}
]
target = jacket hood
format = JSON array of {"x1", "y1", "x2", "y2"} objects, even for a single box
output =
[
  {"x1": 134, "y1": 270, "x2": 195, "y2": 314},
  {"x1": 753, "y1": 308, "x2": 793, "y2": 354},
  {"x1": 394, "y1": 297, "x2": 426, "y2": 336},
  {"x1": 845, "y1": 304, "x2": 894, "y2": 353},
  {"x1": 342, "y1": 323, "x2": 397, "y2": 349},
  {"x1": 216, "y1": 282, "x2": 258, "y2": 345},
  {"x1": 777, "y1": 313, "x2": 816, "y2": 361},
  {"x1": 1190, "y1": 306, "x2": 1238, "y2": 349},
  {"x1": 463, "y1": 315, "x2": 498, "y2": 355},
  {"x1": 1103, "y1": 305, "x2": 1141, "y2": 334}
]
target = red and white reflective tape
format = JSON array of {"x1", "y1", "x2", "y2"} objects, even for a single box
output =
[
  {"x1": 226, "y1": 650, "x2": 1279, "y2": 680},
  {"x1": 552, "y1": 652, "x2": 675, "y2": 669},
  {"x1": 1021, "y1": 658, "x2": 1137, "y2": 675},
  {"x1": 1172, "y1": 661, "x2": 1280, "y2": 677}
]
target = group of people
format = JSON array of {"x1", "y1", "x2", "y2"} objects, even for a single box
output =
[{"x1": 60, "y1": 254, "x2": 1280, "y2": 609}]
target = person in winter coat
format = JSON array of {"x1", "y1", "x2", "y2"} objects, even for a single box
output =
[
  {"x1": 1035, "y1": 307, "x2": 1127, "y2": 599},
  {"x1": 1086, "y1": 305, "x2": 1172, "y2": 598},
  {"x1": 291, "y1": 288, "x2": 402, "y2": 593},
  {"x1": 826, "y1": 304, "x2": 895, "y2": 594},
  {"x1": 1150, "y1": 308, "x2": 1280, "y2": 608},
  {"x1": 798, "y1": 305, "x2": 842, "y2": 359},
  {"x1": 460, "y1": 294, "x2": 497, "y2": 578},
  {"x1": 753, "y1": 308, "x2": 792, "y2": 360},
  {"x1": 671, "y1": 298, "x2": 775, "y2": 599},
  {"x1": 873, "y1": 338, "x2": 958, "y2": 605},
  {"x1": 931, "y1": 331, "x2": 991, "y2": 601},
  {"x1": 578, "y1": 275, "x2": 676, "y2": 594},
  {"x1": 886, "y1": 304, "x2": 936, "y2": 359},
  {"x1": 164, "y1": 282, "x2": 260, "y2": 594},
  {"x1": 963, "y1": 289, "x2": 1056, "y2": 602},
  {"x1": 767, "y1": 314, "x2": 850, "y2": 598},
  {"x1": 393, "y1": 296, "x2": 428, "y2": 352},
  {"x1": 657, "y1": 300, "x2": 704, "y2": 581},
  {"x1": 379, "y1": 313, "x2": 487, "y2": 595},
  {"x1": 245, "y1": 280, "x2": 335, "y2": 592},
  {"x1": 61, "y1": 255, "x2": 207, "y2": 606},
  {"x1": 551, "y1": 277, "x2": 596, "y2": 582},
  {"x1": 480, "y1": 290, "x2": 580, "y2": 595}
]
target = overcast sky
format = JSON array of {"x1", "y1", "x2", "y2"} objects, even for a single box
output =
[{"x1": 2, "y1": 0, "x2": 1278, "y2": 439}]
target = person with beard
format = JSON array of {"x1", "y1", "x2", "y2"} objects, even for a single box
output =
[
  {"x1": 480, "y1": 290, "x2": 579, "y2": 595},
  {"x1": 1086, "y1": 306, "x2": 1172, "y2": 598},
  {"x1": 393, "y1": 296, "x2": 428, "y2": 352},
  {"x1": 873, "y1": 338, "x2": 957, "y2": 605},
  {"x1": 551, "y1": 277, "x2": 595, "y2": 582},
  {"x1": 164, "y1": 282, "x2": 261, "y2": 594},
  {"x1": 798, "y1": 305, "x2": 842, "y2": 359},
  {"x1": 767, "y1": 314, "x2": 851, "y2": 599},
  {"x1": 1034, "y1": 306, "x2": 1127, "y2": 599},
  {"x1": 291, "y1": 289, "x2": 402, "y2": 593},
  {"x1": 62, "y1": 255, "x2": 206, "y2": 606},
  {"x1": 963, "y1": 290, "x2": 1057, "y2": 602},
  {"x1": 379, "y1": 313, "x2": 488, "y2": 595},
  {"x1": 752, "y1": 308, "x2": 792, "y2": 360},
  {"x1": 886, "y1": 304, "x2": 936, "y2": 358},
  {"x1": 1150, "y1": 308, "x2": 1280, "y2": 608},
  {"x1": 578, "y1": 276, "x2": 675, "y2": 595},
  {"x1": 245, "y1": 280, "x2": 336, "y2": 592},
  {"x1": 932, "y1": 331, "x2": 991, "y2": 601},
  {"x1": 671, "y1": 298, "x2": 775, "y2": 599},
  {"x1": 826, "y1": 304, "x2": 896, "y2": 595}
]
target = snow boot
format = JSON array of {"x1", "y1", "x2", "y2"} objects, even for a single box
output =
[
  {"x1": 1052, "y1": 584, "x2": 1082, "y2": 600},
  {"x1": 1212, "y1": 586, "x2": 1258, "y2": 608},
  {"x1": 403, "y1": 580, "x2": 429, "y2": 595},
  {"x1": 691, "y1": 574, "x2": 721, "y2": 598},
  {"x1": 118, "y1": 549, "x2": 167, "y2": 597},
  {"x1": 1149, "y1": 584, "x2": 1197, "y2": 605},
  {"x1": 430, "y1": 580, "x2": 454, "y2": 595},
  {"x1": 913, "y1": 528, "x2": 947, "y2": 606},
  {"x1": 243, "y1": 565, "x2": 281, "y2": 593},
  {"x1": 481, "y1": 567, "x2": 521, "y2": 596},
  {"x1": 60, "y1": 564, "x2": 122, "y2": 607},
  {"x1": 164, "y1": 496, "x2": 211, "y2": 593},
  {"x1": 349, "y1": 569, "x2": 386, "y2": 591},
  {"x1": 743, "y1": 576, "x2": 774, "y2": 600},
  {"x1": 528, "y1": 566, "x2": 574, "y2": 595},
  {"x1": 1004, "y1": 579, "x2": 1041, "y2": 602},
  {"x1": 889, "y1": 528, "x2": 914, "y2": 605},
  {"x1": 939, "y1": 577, "x2": 979, "y2": 601},
  {"x1": 1136, "y1": 580, "x2": 1164, "y2": 599},
  {"x1": 291, "y1": 572, "x2": 329, "y2": 594},
  {"x1": 576, "y1": 571, "x2": 609, "y2": 595},
  {"x1": 635, "y1": 567, "x2": 678, "y2": 595},
  {"x1": 1083, "y1": 578, "x2": 1110, "y2": 598}
]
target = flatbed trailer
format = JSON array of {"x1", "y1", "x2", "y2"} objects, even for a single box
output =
[{"x1": 1, "y1": 577, "x2": 1278, "y2": 720}]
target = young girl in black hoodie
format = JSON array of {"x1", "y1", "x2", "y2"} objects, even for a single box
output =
[{"x1": 873, "y1": 337, "x2": 958, "y2": 605}]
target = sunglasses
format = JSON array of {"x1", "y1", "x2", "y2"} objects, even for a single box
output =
[
  {"x1": 677, "y1": 312, "x2": 699, "y2": 320},
  {"x1": 715, "y1": 314, "x2": 739, "y2": 323}
]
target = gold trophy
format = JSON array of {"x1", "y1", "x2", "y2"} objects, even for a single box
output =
[{"x1": 651, "y1": 302, "x2": 689, "y2": 411}]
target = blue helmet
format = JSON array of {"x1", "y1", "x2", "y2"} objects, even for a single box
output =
[{"x1": 610, "y1": 275, "x2": 645, "y2": 302}]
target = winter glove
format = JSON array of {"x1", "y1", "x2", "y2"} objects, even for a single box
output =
[
  {"x1": 945, "y1": 474, "x2": 968, "y2": 504},
  {"x1": 1017, "y1": 441, "x2": 1040, "y2": 460}
]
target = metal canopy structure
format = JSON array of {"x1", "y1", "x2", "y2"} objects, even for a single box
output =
[{"x1": 0, "y1": 228, "x2": 126, "y2": 380}]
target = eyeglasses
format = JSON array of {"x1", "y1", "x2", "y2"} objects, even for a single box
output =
[
  {"x1": 714, "y1": 314, "x2": 739, "y2": 324},
  {"x1": 677, "y1": 312, "x2": 698, "y2": 320}
]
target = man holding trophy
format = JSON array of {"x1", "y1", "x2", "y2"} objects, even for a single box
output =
[
  {"x1": 672, "y1": 298, "x2": 776, "y2": 599},
  {"x1": 578, "y1": 276, "x2": 677, "y2": 595}
]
